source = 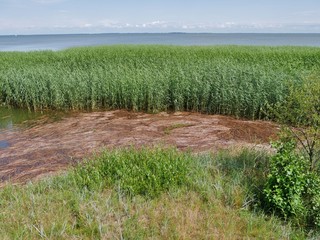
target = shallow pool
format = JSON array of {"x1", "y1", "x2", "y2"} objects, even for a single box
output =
[{"x1": 0, "y1": 106, "x2": 43, "y2": 131}]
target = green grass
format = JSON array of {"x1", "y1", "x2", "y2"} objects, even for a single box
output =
[
  {"x1": 1, "y1": 45, "x2": 320, "y2": 119},
  {"x1": 72, "y1": 147, "x2": 193, "y2": 197},
  {"x1": 0, "y1": 147, "x2": 309, "y2": 239}
]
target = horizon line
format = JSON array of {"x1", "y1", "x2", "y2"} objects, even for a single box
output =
[{"x1": 1, "y1": 32, "x2": 320, "y2": 37}]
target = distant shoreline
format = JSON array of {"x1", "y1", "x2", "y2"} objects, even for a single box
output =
[{"x1": 1, "y1": 32, "x2": 320, "y2": 37}]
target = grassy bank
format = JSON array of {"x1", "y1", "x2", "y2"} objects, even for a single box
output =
[
  {"x1": 0, "y1": 147, "x2": 307, "y2": 239},
  {"x1": 1, "y1": 45, "x2": 320, "y2": 119}
]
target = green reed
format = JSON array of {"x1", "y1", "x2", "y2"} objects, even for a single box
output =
[{"x1": 1, "y1": 45, "x2": 319, "y2": 119}]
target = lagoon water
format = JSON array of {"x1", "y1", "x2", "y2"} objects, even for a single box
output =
[{"x1": 0, "y1": 33, "x2": 320, "y2": 51}]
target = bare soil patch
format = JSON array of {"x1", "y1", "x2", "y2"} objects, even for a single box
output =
[{"x1": 0, "y1": 110, "x2": 279, "y2": 185}]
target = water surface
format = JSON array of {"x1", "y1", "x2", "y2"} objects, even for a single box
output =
[
  {"x1": 0, "y1": 107, "x2": 42, "y2": 132},
  {"x1": 1, "y1": 33, "x2": 320, "y2": 51},
  {"x1": 0, "y1": 107, "x2": 43, "y2": 149},
  {"x1": 0, "y1": 107, "x2": 69, "y2": 150}
]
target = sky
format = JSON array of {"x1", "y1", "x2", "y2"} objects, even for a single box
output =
[{"x1": 0, "y1": 0, "x2": 320, "y2": 35}]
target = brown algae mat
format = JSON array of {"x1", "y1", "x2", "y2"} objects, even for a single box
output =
[{"x1": 0, "y1": 110, "x2": 278, "y2": 185}]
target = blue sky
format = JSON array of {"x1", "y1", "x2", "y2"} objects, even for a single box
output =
[{"x1": 0, "y1": 0, "x2": 320, "y2": 35}]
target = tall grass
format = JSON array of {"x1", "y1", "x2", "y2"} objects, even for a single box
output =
[
  {"x1": 1, "y1": 45, "x2": 320, "y2": 118},
  {"x1": 72, "y1": 147, "x2": 193, "y2": 197},
  {"x1": 0, "y1": 147, "x2": 307, "y2": 239}
]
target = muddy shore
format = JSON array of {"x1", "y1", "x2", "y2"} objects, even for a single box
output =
[{"x1": 0, "y1": 110, "x2": 278, "y2": 185}]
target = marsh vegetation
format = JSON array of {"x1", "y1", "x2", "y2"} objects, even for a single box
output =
[
  {"x1": 1, "y1": 45, "x2": 320, "y2": 238},
  {"x1": 1, "y1": 45, "x2": 320, "y2": 119}
]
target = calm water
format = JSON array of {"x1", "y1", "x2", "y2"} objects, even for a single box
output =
[
  {"x1": 0, "y1": 107, "x2": 42, "y2": 131},
  {"x1": 0, "y1": 107, "x2": 68, "y2": 149},
  {"x1": 1, "y1": 33, "x2": 320, "y2": 51},
  {"x1": 0, "y1": 107, "x2": 42, "y2": 149}
]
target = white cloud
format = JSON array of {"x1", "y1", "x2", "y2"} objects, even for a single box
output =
[
  {"x1": 93, "y1": 20, "x2": 170, "y2": 30},
  {"x1": 83, "y1": 23, "x2": 92, "y2": 28},
  {"x1": 132, "y1": 21, "x2": 170, "y2": 29},
  {"x1": 1, "y1": 18, "x2": 320, "y2": 34},
  {"x1": 99, "y1": 19, "x2": 122, "y2": 28}
]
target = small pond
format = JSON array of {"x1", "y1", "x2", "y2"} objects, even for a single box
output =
[
  {"x1": 0, "y1": 106, "x2": 43, "y2": 131},
  {"x1": 0, "y1": 106, "x2": 67, "y2": 149}
]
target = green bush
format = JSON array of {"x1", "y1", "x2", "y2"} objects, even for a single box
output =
[
  {"x1": 271, "y1": 74, "x2": 320, "y2": 170},
  {"x1": 263, "y1": 140, "x2": 320, "y2": 229},
  {"x1": 72, "y1": 147, "x2": 193, "y2": 198}
]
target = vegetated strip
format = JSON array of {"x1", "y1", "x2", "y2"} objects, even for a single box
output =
[
  {"x1": 1, "y1": 45, "x2": 320, "y2": 119},
  {"x1": 0, "y1": 147, "x2": 305, "y2": 239}
]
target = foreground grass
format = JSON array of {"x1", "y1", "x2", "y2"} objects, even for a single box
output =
[
  {"x1": 1, "y1": 45, "x2": 320, "y2": 119},
  {"x1": 0, "y1": 147, "x2": 307, "y2": 239}
]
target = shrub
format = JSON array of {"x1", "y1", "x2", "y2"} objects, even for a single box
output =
[
  {"x1": 263, "y1": 140, "x2": 320, "y2": 229},
  {"x1": 271, "y1": 74, "x2": 320, "y2": 170}
]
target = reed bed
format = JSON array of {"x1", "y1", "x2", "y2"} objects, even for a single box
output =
[{"x1": 1, "y1": 45, "x2": 319, "y2": 119}]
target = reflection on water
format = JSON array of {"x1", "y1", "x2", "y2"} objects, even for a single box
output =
[
  {"x1": 0, "y1": 106, "x2": 42, "y2": 131},
  {"x1": 0, "y1": 106, "x2": 68, "y2": 150}
]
